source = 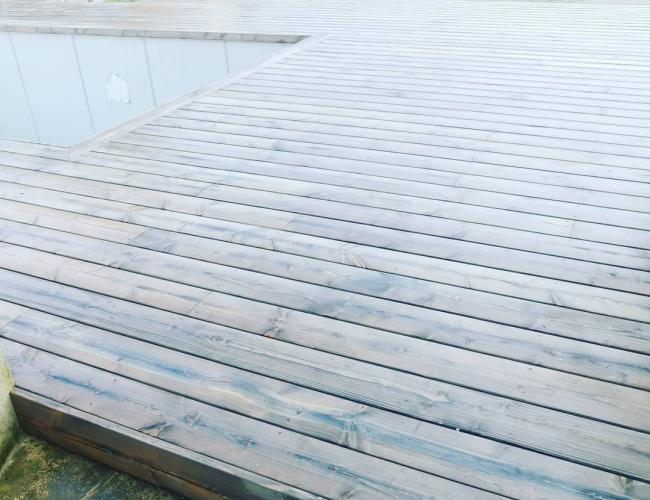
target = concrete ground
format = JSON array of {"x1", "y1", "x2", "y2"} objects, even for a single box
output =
[{"x1": 0, "y1": 433, "x2": 184, "y2": 500}]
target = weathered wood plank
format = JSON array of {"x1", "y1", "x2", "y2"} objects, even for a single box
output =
[
  {"x1": 1, "y1": 218, "x2": 648, "y2": 391},
  {"x1": 99, "y1": 124, "x2": 650, "y2": 208},
  {"x1": 0, "y1": 179, "x2": 648, "y2": 338},
  {"x1": 7, "y1": 116, "x2": 650, "y2": 204},
  {"x1": 11, "y1": 388, "x2": 317, "y2": 500},
  {"x1": 236, "y1": 71, "x2": 650, "y2": 124},
  {"x1": 1, "y1": 165, "x2": 648, "y2": 310},
  {"x1": 0, "y1": 147, "x2": 624, "y2": 241},
  {"x1": 5, "y1": 305, "x2": 648, "y2": 499},
  {"x1": 184, "y1": 95, "x2": 650, "y2": 160},
  {"x1": 2, "y1": 341, "x2": 503, "y2": 500},
  {"x1": 2, "y1": 0, "x2": 650, "y2": 495},
  {"x1": 221, "y1": 81, "x2": 650, "y2": 128},
  {"x1": 153, "y1": 108, "x2": 650, "y2": 174},
  {"x1": 2, "y1": 201, "x2": 648, "y2": 353},
  {"x1": 5, "y1": 145, "x2": 650, "y2": 269},
  {"x1": 126, "y1": 123, "x2": 650, "y2": 207},
  {"x1": 194, "y1": 91, "x2": 650, "y2": 168},
  {"x1": 1, "y1": 269, "x2": 649, "y2": 481},
  {"x1": 259, "y1": 62, "x2": 650, "y2": 113},
  {"x1": 0, "y1": 302, "x2": 648, "y2": 498},
  {"x1": 2, "y1": 243, "x2": 648, "y2": 427},
  {"x1": 119, "y1": 120, "x2": 650, "y2": 250},
  {"x1": 164, "y1": 105, "x2": 650, "y2": 193},
  {"x1": 6, "y1": 150, "x2": 649, "y2": 271},
  {"x1": 293, "y1": 44, "x2": 650, "y2": 78}
]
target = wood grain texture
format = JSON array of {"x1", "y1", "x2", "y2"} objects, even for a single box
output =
[
  {"x1": 1, "y1": 0, "x2": 650, "y2": 497},
  {"x1": 5, "y1": 306, "x2": 648, "y2": 499},
  {"x1": 1, "y1": 272, "x2": 649, "y2": 484},
  {"x1": 11, "y1": 389, "x2": 317, "y2": 500},
  {"x1": 0, "y1": 217, "x2": 648, "y2": 391},
  {"x1": 0, "y1": 167, "x2": 648, "y2": 318},
  {"x1": 3, "y1": 341, "x2": 502, "y2": 500},
  {"x1": 1, "y1": 241, "x2": 649, "y2": 430}
]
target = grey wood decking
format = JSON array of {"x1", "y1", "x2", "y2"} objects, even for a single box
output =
[{"x1": 0, "y1": 0, "x2": 649, "y2": 498}]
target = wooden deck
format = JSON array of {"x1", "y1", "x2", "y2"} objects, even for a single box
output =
[{"x1": 0, "y1": 0, "x2": 649, "y2": 498}]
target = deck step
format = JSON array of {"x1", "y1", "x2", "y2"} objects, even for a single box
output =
[
  {"x1": 2, "y1": 309, "x2": 650, "y2": 499},
  {"x1": 3, "y1": 339, "x2": 504, "y2": 500},
  {"x1": 10, "y1": 389, "x2": 318, "y2": 500}
]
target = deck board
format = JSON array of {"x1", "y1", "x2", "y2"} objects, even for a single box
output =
[
  {"x1": 0, "y1": 0, "x2": 649, "y2": 498},
  {"x1": 0, "y1": 216, "x2": 648, "y2": 390},
  {"x1": 1, "y1": 278, "x2": 649, "y2": 480}
]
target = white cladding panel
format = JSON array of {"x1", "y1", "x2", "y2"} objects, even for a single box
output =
[
  {"x1": 146, "y1": 37, "x2": 229, "y2": 104},
  {"x1": 0, "y1": 33, "x2": 37, "y2": 142},
  {"x1": 0, "y1": 33, "x2": 286, "y2": 146},
  {"x1": 10, "y1": 32, "x2": 94, "y2": 145},
  {"x1": 75, "y1": 35, "x2": 155, "y2": 132}
]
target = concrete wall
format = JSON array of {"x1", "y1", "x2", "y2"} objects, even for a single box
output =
[{"x1": 0, "y1": 32, "x2": 285, "y2": 146}]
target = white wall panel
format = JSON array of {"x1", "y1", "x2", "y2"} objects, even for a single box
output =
[
  {"x1": 1, "y1": 33, "x2": 286, "y2": 146},
  {"x1": 10, "y1": 32, "x2": 93, "y2": 146},
  {"x1": 75, "y1": 35, "x2": 155, "y2": 133},
  {"x1": 0, "y1": 33, "x2": 37, "y2": 142},
  {"x1": 146, "y1": 37, "x2": 229, "y2": 104}
]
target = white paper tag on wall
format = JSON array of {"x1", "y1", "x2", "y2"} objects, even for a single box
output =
[{"x1": 105, "y1": 73, "x2": 130, "y2": 103}]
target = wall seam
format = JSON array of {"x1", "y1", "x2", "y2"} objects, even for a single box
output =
[
  {"x1": 71, "y1": 34, "x2": 97, "y2": 135},
  {"x1": 8, "y1": 32, "x2": 41, "y2": 143},
  {"x1": 142, "y1": 37, "x2": 159, "y2": 106},
  {"x1": 224, "y1": 40, "x2": 231, "y2": 74}
]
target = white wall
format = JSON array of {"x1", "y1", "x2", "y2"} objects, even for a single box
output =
[
  {"x1": 146, "y1": 37, "x2": 229, "y2": 104},
  {"x1": 11, "y1": 32, "x2": 95, "y2": 145},
  {"x1": 226, "y1": 40, "x2": 286, "y2": 74},
  {"x1": 0, "y1": 33, "x2": 37, "y2": 142},
  {"x1": 0, "y1": 32, "x2": 286, "y2": 146},
  {"x1": 75, "y1": 34, "x2": 156, "y2": 133}
]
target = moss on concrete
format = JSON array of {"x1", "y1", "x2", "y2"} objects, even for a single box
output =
[
  {"x1": 0, "y1": 350, "x2": 19, "y2": 466},
  {"x1": 0, "y1": 433, "x2": 184, "y2": 500}
]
